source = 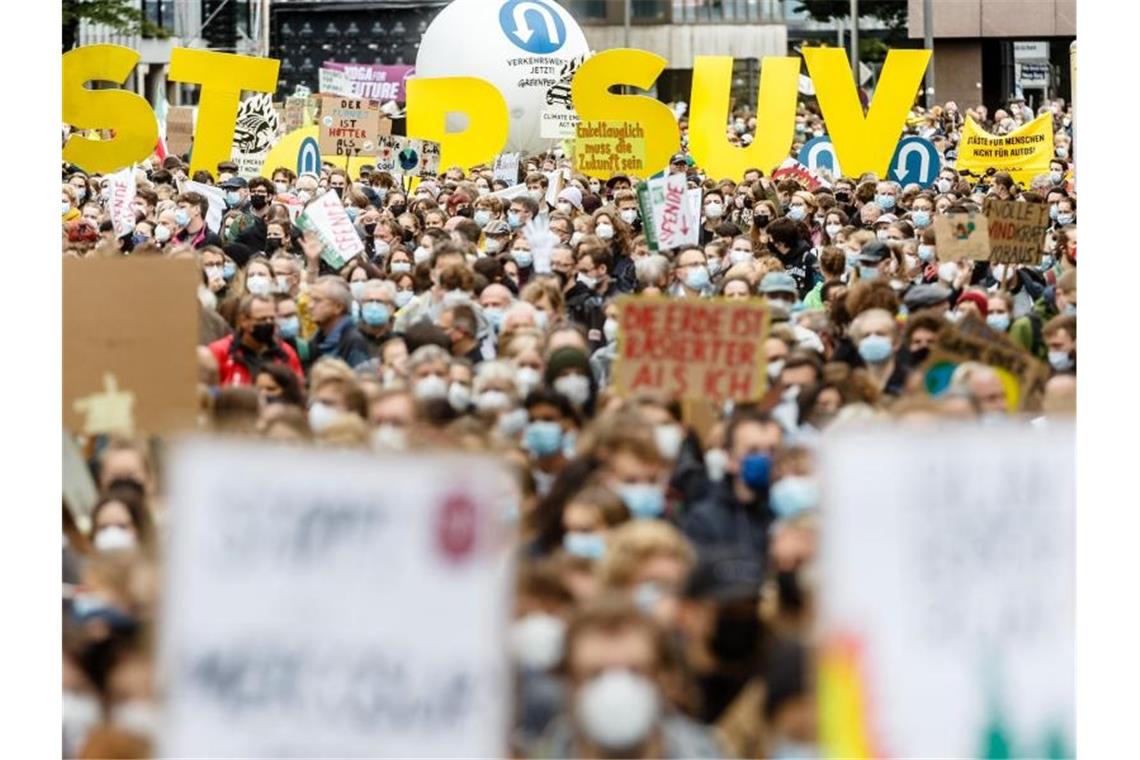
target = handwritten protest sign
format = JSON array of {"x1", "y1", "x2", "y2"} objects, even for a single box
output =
[
  {"x1": 573, "y1": 121, "x2": 647, "y2": 178},
  {"x1": 230, "y1": 94, "x2": 280, "y2": 178},
  {"x1": 957, "y1": 114, "x2": 1054, "y2": 185},
  {"x1": 612, "y1": 297, "x2": 769, "y2": 402},
  {"x1": 321, "y1": 61, "x2": 415, "y2": 103},
  {"x1": 318, "y1": 96, "x2": 383, "y2": 159},
  {"x1": 295, "y1": 190, "x2": 365, "y2": 269},
  {"x1": 376, "y1": 136, "x2": 441, "y2": 178},
  {"x1": 493, "y1": 153, "x2": 520, "y2": 185},
  {"x1": 318, "y1": 67, "x2": 353, "y2": 96},
  {"x1": 160, "y1": 439, "x2": 514, "y2": 758},
  {"x1": 165, "y1": 106, "x2": 195, "y2": 158},
  {"x1": 284, "y1": 95, "x2": 307, "y2": 132},
  {"x1": 934, "y1": 211, "x2": 991, "y2": 261},
  {"x1": 818, "y1": 423, "x2": 1074, "y2": 759},
  {"x1": 982, "y1": 199, "x2": 1050, "y2": 264},
  {"x1": 106, "y1": 166, "x2": 136, "y2": 239},
  {"x1": 921, "y1": 316, "x2": 1049, "y2": 411},
  {"x1": 64, "y1": 258, "x2": 198, "y2": 436},
  {"x1": 642, "y1": 173, "x2": 699, "y2": 251}
]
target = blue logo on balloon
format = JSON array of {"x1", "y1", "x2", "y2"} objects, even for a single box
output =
[
  {"x1": 888, "y1": 136, "x2": 940, "y2": 188},
  {"x1": 297, "y1": 137, "x2": 321, "y2": 177},
  {"x1": 798, "y1": 136, "x2": 842, "y2": 176},
  {"x1": 500, "y1": 0, "x2": 567, "y2": 54}
]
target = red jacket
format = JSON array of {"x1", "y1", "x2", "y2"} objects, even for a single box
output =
[{"x1": 208, "y1": 334, "x2": 304, "y2": 387}]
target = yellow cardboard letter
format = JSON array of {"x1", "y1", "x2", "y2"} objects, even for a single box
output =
[
  {"x1": 690, "y1": 55, "x2": 799, "y2": 180},
  {"x1": 169, "y1": 49, "x2": 280, "y2": 174},
  {"x1": 406, "y1": 77, "x2": 509, "y2": 171},
  {"x1": 571, "y1": 49, "x2": 679, "y2": 177},
  {"x1": 804, "y1": 48, "x2": 930, "y2": 177},
  {"x1": 62, "y1": 45, "x2": 157, "y2": 173}
]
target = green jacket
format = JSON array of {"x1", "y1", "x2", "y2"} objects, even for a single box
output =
[
  {"x1": 1009, "y1": 292, "x2": 1056, "y2": 361},
  {"x1": 802, "y1": 280, "x2": 825, "y2": 310}
]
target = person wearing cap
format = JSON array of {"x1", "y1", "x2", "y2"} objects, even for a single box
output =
[
  {"x1": 219, "y1": 175, "x2": 249, "y2": 211},
  {"x1": 902, "y1": 283, "x2": 952, "y2": 316},
  {"x1": 759, "y1": 272, "x2": 800, "y2": 320},
  {"x1": 953, "y1": 290, "x2": 989, "y2": 323},
  {"x1": 855, "y1": 239, "x2": 896, "y2": 282},
  {"x1": 668, "y1": 153, "x2": 689, "y2": 176},
  {"x1": 482, "y1": 220, "x2": 513, "y2": 257},
  {"x1": 605, "y1": 174, "x2": 631, "y2": 198}
]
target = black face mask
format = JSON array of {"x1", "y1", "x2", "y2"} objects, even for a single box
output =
[
  {"x1": 250, "y1": 322, "x2": 276, "y2": 345},
  {"x1": 709, "y1": 605, "x2": 763, "y2": 663},
  {"x1": 390, "y1": 204, "x2": 407, "y2": 216},
  {"x1": 754, "y1": 214, "x2": 771, "y2": 229},
  {"x1": 363, "y1": 222, "x2": 377, "y2": 236},
  {"x1": 250, "y1": 195, "x2": 269, "y2": 211},
  {"x1": 332, "y1": 186, "x2": 345, "y2": 198}
]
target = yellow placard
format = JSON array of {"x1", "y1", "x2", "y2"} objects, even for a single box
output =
[
  {"x1": 571, "y1": 49, "x2": 680, "y2": 178},
  {"x1": 804, "y1": 47, "x2": 931, "y2": 179},
  {"x1": 168, "y1": 48, "x2": 280, "y2": 175},
  {"x1": 62, "y1": 44, "x2": 158, "y2": 173},
  {"x1": 956, "y1": 113, "x2": 1054, "y2": 186},
  {"x1": 406, "y1": 76, "x2": 509, "y2": 172},
  {"x1": 572, "y1": 121, "x2": 647, "y2": 178},
  {"x1": 689, "y1": 55, "x2": 800, "y2": 180}
]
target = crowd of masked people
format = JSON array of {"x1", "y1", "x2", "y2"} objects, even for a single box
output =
[{"x1": 61, "y1": 94, "x2": 1075, "y2": 759}]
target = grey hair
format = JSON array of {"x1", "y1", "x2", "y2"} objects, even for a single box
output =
[
  {"x1": 473, "y1": 360, "x2": 517, "y2": 396},
  {"x1": 849, "y1": 308, "x2": 897, "y2": 341},
  {"x1": 362, "y1": 278, "x2": 396, "y2": 301},
  {"x1": 635, "y1": 254, "x2": 671, "y2": 288},
  {"x1": 407, "y1": 344, "x2": 452, "y2": 373},
  {"x1": 315, "y1": 275, "x2": 353, "y2": 313}
]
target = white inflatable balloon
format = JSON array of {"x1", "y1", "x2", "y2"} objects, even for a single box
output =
[{"x1": 414, "y1": 0, "x2": 589, "y2": 155}]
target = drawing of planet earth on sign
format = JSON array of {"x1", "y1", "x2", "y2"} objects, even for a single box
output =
[{"x1": 398, "y1": 147, "x2": 421, "y2": 172}]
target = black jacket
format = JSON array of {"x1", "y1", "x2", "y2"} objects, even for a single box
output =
[
  {"x1": 565, "y1": 280, "x2": 618, "y2": 352},
  {"x1": 777, "y1": 240, "x2": 819, "y2": 298},
  {"x1": 680, "y1": 479, "x2": 773, "y2": 568}
]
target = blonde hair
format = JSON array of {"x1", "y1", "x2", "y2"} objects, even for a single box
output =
[
  {"x1": 521, "y1": 278, "x2": 565, "y2": 317},
  {"x1": 596, "y1": 520, "x2": 696, "y2": 590},
  {"x1": 309, "y1": 356, "x2": 356, "y2": 387}
]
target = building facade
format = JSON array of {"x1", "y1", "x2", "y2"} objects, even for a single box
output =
[{"x1": 907, "y1": 0, "x2": 1076, "y2": 110}]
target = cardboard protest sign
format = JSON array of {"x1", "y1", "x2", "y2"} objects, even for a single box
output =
[
  {"x1": 321, "y1": 61, "x2": 415, "y2": 103},
  {"x1": 106, "y1": 166, "x2": 137, "y2": 239},
  {"x1": 921, "y1": 316, "x2": 1049, "y2": 412},
  {"x1": 165, "y1": 106, "x2": 195, "y2": 158},
  {"x1": 295, "y1": 190, "x2": 365, "y2": 269},
  {"x1": 376, "y1": 136, "x2": 441, "y2": 178},
  {"x1": 317, "y1": 67, "x2": 353, "y2": 96},
  {"x1": 818, "y1": 423, "x2": 1074, "y2": 759},
  {"x1": 982, "y1": 199, "x2": 1050, "y2": 265},
  {"x1": 318, "y1": 96, "x2": 383, "y2": 159},
  {"x1": 957, "y1": 113, "x2": 1054, "y2": 185},
  {"x1": 160, "y1": 439, "x2": 514, "y2": 758},
  {"x1": 64, "y1": 258, "x2": 198, "y2": 437},
  {"x1": 230, "y1": 93, "x2": 280, "y2": 178},
  {"x1": 284, "y1": 95, "x2": 307, "y2": 132},
  {"x1": 493, "y1": 153, "x2": 520, "y2": 185},
  {"x1": 612, "y1": 297, "x2": 769, "y2": 402},
  {"x1": 541, "y1": 108, "x2": 580, "y2": 139},
  {"x1": 573, "y1": 121, "x2": 647, "y2": 178},
  {"x1": 933, "y1": 211, "x2": 991, "y2": 261}
]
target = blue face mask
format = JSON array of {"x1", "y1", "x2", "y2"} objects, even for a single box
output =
[
  {"x1": 361, "y1": 302, "x2": 390, "y2": 327},
  {"x1": 174, "y1": 209, "x2": 191, "y2": 228},
  {"x1": 685, "y1": 266, "x2": 710, "y2": 291},
  {"x1": 912, "y1": 210, "x2": 931, "y2": 228},
  {"x1": 917, "y1": 244, "x2": 936, "y2": 263},
  {"x1": 225, "y1": 191, "x2": 241, "y2": 208},
  {"x1": 739, "y1": 453, "x2": 771, "y2": 493},
  {"x1": 508, "y1": 211, "x2": 522, "y2": 229},
  {"x1": 131, "y1": 232, "x2": 147, "y2": 246},
  {"x1": 563, "y1": 531, "x2": 606, "y2": 560},
  {"x1": 616, "y1": 483, "x2": 665, "y2": 519},
  {"x1": 986, "y1": 313, "x2": 1010, "y2": 332},
  {"x1": 1049, "y1": 203, "x2": 1059, "y2": 221},
  {"x1": 786, "y1": 206, "x2": 807, "y2": 221},
  {"x1": 876, "y1": 194, "x2": 896, "y2": 211},
  {"x1": 769, "y1": 476, "x2": 821, "y2": 519},
  {"x1": 524, "y1": 421, "x2": 563, "y2": 457},
  {"x1": 845, "y1": 250, "x2": 861, "y2": 268},
  {"x1": 222, "y1": 261, "x2": 236, "y2": 280},
  {"x1": 858, "y1": 265, "x2": 880, "y2": 281},
  {"x1": 346, "y1": 206, "x2": 360, "y2": 222},
  {"x1": 474, "y1": 210, "x2": 492, "y2": 227},
  {"x1": 858, "y1": 334, "x2": 894, "y2": 364},
  {"x1": 395, "y1": 290, "x2": 414, "y2": 308},
  {"x1": 277, "y1": 316, "x2": 300, "y2": 339},
  {"x1": 513, "y1": 249, "x2": 534, "y2": 268},
  {"x1": 485, "y1": 307, "x2": 505, "y2": 332}
]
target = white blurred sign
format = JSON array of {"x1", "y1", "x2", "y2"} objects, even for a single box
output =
[
  {"x1": 160, "y1": 439, "x2": 515, "y2": 758},
  {"x1": 818, "y1": 423, "x2": 1075, "y2": 759}
]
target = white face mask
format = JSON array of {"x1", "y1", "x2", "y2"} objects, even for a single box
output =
[
  {"x1": 595, "y1": 224, "x2": 614, "y2": 240},
  {"x1": 274, "y1": 275, "x2": 292, "y2": 294},
  {"x1": 247, "y1": 274, "x2": 272, "y2": 296},
  {"x1": 575, "y1": 670, "x2": 661, "y2": 752},
  {"x1": 111, "y1": 699, "x2": 160, "y2": 738},
  {"x1": 413, "y1": 246, "x2": 431, "y2": 265},
  {"x1": 937, "y1": 262, "x2": 958, "y2": 284},
  {"x1": 475, "y1": 390, "x2": 513, "y2": 414},
  {"x1": 557, "y1": 202, "x2": 574, "y2": 215},
  {"x1": 603, "y1": 317, "x2": 619, "y2": 344},
  {"x1": 620, "y1": 209, "x2": 638, "y2": 225},
  {"x1": 704, "y1": 202, "x2": 724, "y2": 219},
  {"x1": 767, "y1": 358, "x2": 785, "y2": 382},
  {"x1": 154, "y1": 224, "x2": 172, "y2": 243},
  {"x1": 447, "y1": 382, "x2": 472, "y2": 411},
  {"x1": 510, "y1": 612, "x2": 566, "y2": 671},
  {"x1": 554, "y1": 374, "x2": 591, "y2": 407},
  {"x1": 653, "y1": 423, "x2": 685, "y2": 461},
  {"x1": 484, "y1": 238, "x2": 503, "y2": 254},
  {"x1": 373, "y1": 240, "x2": 391, "y2": 258},
  {"x1": 372, "y1": 423, "x2": 407, "y2": 451},
  {"x1": 730, "y1": 249, "x2": 752, "y2": 265},
  {"x1": 825, "y1": 223, "x2": 842, "y2": 238},
  {"x1": 414, "y1": 374, "x2": 449, "y2": 401},
  {"x1": 94, "y1": 525, "x2": 137, "y2": 553},
  {"x1": 704, "y1": 448, "x2": 729, "y2": 482},
  {"x1": 307, "y1": 402, "x2": 340, "y2": 434},
  {"x1": 515, "y1": 367, "x2": 542, "y2": 397},
  {"x1": 570, "y1": 231, "x2": 585, "y2": 247}
]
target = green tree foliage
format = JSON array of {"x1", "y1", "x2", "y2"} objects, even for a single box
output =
[{"x1": 62, "y1": 0, "x2": 169, "y2": 53}]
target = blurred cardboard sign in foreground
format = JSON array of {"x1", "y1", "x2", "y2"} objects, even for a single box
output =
[
  {"x1": 818, "y1": 423, "x2": 1074, "y2": 758},
  {"x1": 63, "y1": 258, "x2": 198, "y2": 437},
  {"x1": 160, "y1": 439, "x2": 515, "y2": 758}
]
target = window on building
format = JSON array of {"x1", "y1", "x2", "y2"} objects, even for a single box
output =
[
  {"x1": 142, "y1": 0, "x2": 175, "y2": 36},
  {"x1": 564, "y1": 0, "x2": 608, "y2": 20},
  {"x1": 673, "y1": 0, "x2": 773, "y2": 23}
]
